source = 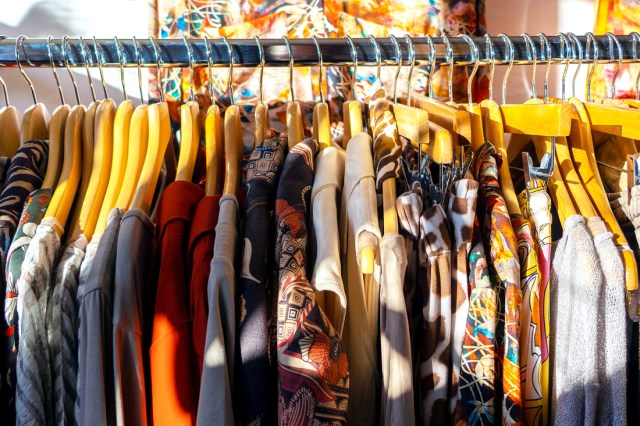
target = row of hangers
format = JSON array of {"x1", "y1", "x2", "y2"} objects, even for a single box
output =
[{"x1": 1, "y1": 33, "x2": 639, "y2": 318}]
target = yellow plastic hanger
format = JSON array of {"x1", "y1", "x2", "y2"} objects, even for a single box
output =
[
  {"x1": 93, "y1": 37, "x2": 135, "y2": 238},
  {"x1": 311, "y1": 36, "x2": 332, "y2": 150},
  {"x1": 130, "y1": 37, "x2": 173, "y2": 214},
  {"x1": 203, "y1": 36, "x2": 223, "y2": 196},
  {"x1": 389, "y1": 35, "x2": 430, "y2": 150},
  {"x1": 221, "y1": 38, "x2": 243, "y2": 197},
  {"x1": 116, "y1": 37, "x2": 150, "y2": 210},
  {"x1": 0, "y1": 76, "x2": 20, "y2": 156},
  {"x1": 282, "y1": 36, "x2": 304, "y2": 149},
  {"x1": 253, "y1": 36, "x2": 269, "y2": 148},
  {"x1": 342, "y1": 36, "x2": 364, "y2": 147},
  {"x1": 175, "y1": 36, "x2": 200, "y2": 182},
  {"x1": 16, "y1": 36, "x2": 50, "y2": 144}
]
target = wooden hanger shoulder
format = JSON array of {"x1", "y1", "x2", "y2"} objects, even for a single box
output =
[
  {"x1": 342, "y1": 100, "x2": 363, "y2": 147},
  {"x1": 205, "y1": 105, "x2": 223, "y2": 196},
  {"x1": 42, "y1": 104, "x2": 70, "y2": 190},
  {"x1": 21, "y1": 103, "x2": 50, "y2": 144},
  {"x1": 459, "y1": 103, "x2": 485, "y2": 151},
  {"x1": 286, "y1": 101, "x2": 304, "y2": 149},
  {"x1": 254, "y1": 102, "x2": 268, "y2": 148},
  {"x1": 176, "y1": 101, "x2": 200, "y2": 182},
  {"x1": 0, "y1": 106, "x2": 20, "y2": 156},
  {"x1": 312, "y1": 102, "x2": 332, "y2": 150},
  {"x1": 222, "y1": 105, "x2": 243, "y2": 197},
  {"x1": 115, "y1": 104, "x2": 149, "y2": 210},
  {"x1": 392, "y1": 102, "x2": 429, "y2": 148}
]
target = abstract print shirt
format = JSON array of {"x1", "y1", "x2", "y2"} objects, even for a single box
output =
[
  {"x1": 237, "y1": 137, "x2": 287, "y2": 425},
  {"x1": 275, "y1": 138, "x2": 349, "y2": 425},
  {"x1": 474, "y1": 142, "x2": 522, "y2": 426}
]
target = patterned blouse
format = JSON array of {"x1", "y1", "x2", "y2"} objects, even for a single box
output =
[
  {"x1": 275, "y1": 138, "x2": 349, "y2": 424},
  {"x1": 474, "y1": 143, "x2": 522, "y2": 426}
]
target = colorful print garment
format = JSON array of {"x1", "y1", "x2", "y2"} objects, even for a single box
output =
[
  {"x1": 473, "y1": 143, "x2": 522, "y2": 426},
  {"x1": 519, "y1": 178, "x2": 552, "y2": 426},
  {"x1": 237, "y1": 136, "x2": 288, "y2": 425},
  {"x1": 275, "y1": 138, "x2": 349, "y2": 425},
  {"x1": 455, "y1": 217, "x2": 497, "y2": 425}
]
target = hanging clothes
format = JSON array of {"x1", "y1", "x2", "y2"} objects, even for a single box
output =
[
  {"x1": 340, "y1": 133, "x2": 380, "y2": 425},
  {"x1": 276, "y1": 138, "x2": 349, "y2": 425},
  {"x1": 236, "y1": 137, "x2": 287, "y2": 426}
]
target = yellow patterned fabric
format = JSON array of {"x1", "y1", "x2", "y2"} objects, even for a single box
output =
[
  {"x1": 593, "y1": 0, "x2": 640, "y2": 99},
  {"x1": 150, "y1": 0, "x2": 488, "y2": 121}
]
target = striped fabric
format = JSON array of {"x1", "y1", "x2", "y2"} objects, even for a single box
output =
[{"x1": 367, "y1": 83, "x2": 401, "y2": 192}]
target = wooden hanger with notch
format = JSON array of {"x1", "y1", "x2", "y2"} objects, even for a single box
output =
[
  {"x1": 342, "y1": 36, "x2": 364, "y2": 147},
  {"x1": 253, "y1": 36, "x2": 269, "y2": 148},
  {"x1": 16, "y1": 36, "x2": 50, "y2": 144},
  {"x1": 221, "y1": 38, "x2": 242, "y2": 197},
  {"x1": 283, "y1": 36, "x2": 304, "y2": 149}
]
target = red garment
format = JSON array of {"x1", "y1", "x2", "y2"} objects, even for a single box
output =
[
  {"x1": 188, "y1": 194, "x2": 222, "y2": 379},
  {"x1": 150, "y1": 181, "x2": 203, "y2": 426}
]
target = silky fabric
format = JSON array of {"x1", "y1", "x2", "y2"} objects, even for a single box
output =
[
  {"x1": 474, "y1": 143, "x2": 522, "y2": 426},
  {"x1": 113, "y1": 209, "x2": 154, "y2": 426},
  {"x1": 419, "y1": 204, "x2": 453, "y2": 425},
  {"x1": 0, "y1": 156, "x2": 9, "y2": 194},
  {"x1": 0, "y1": 140, "x2": 48, "y2": 423},
  {"x1": 446, "y1": 179, "x2": 479, "y2": 415},
  {"x1": 455, "y1": 219, "x2": 497, "y2": 425},
  {"x1": 340, "y1": 133, "x2": 381, "y2": 425},
  {"x1": 48, "y1": 234, "x2": 87, "y2": 426},
  {"x1": 310, "y1": 145, "x2": 347, "y2": 336},
  {"x1": 197, "y1": 195, "x2": 239, "y2": 426},
  {"x1": 150, "y1": 181, "x2": 203, "y2": 426},
  {"x1": 379, "y1": 233, "x2": 414, "y2": 426},
  {"x1": 75, "y1": 209, "x2": 123, "y2": 426},
  {"x1": 520, "y1": 178, "x2": 552, "y2": 426},
  {"x1": 189, "y1": 194, "x2": 221, "y2": 379},
  {"x1": 276, "y1": 138, "x2": 349, "y2": 425},
  {"x1": 15, "y1": 217, "x2": 61, "y2": 426},
  {"x1": 368, "y1": 82, "x2": 402, "y2": 192},
  {"x1": 237, "y1": 137, "x2": 287, "y2": 426}
]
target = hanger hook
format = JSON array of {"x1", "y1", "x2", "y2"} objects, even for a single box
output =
[
  {"x1": 567, "y1": 32, "x2": 582, "y2": 99},
  {"x1": 62, "y1": 36, "x2": 81, "y2": 105},
  {"x1": 389, "y1": 35, "x2": 402, "y2": 103},
  {"x1": 312, "y1": 35, "x2": 324, "y2": 104},
  {"x1": 585, "y1": 32, "x2": 599, "y2": 102},
  {"x1": 631, "y1": 32, "x2": 640, "y2": 101},
  {"x1": 605, "y1": 32, "x2": 623, "y2": 100},
  {"x1": 425, "y1": 34, "x2": 436, "y2": 98},
  {"x1": 0, "y1": 73, "x2": 8, "y2": 107},
  {"x1": 458, "y1": 34, "x2": 479, "y2": 106},
  {"x1": 282, "y1": 36, "x2": 295, "y2": 102},
  {"x1": 558, "y1": 33, "x2": 570, "y2": 102},
  {"x1": 404, "y1": 34, "x2": 416, "y2": 105},
  {"x1": 484, "y1": 34, "x2": 496, "y2": 101},
  {"x1": 47, "y1": 36, "x2": 65, "y2": 105},
  {"x1": 203, "y1": 36, "x2": 214, "y2": 105},
  {"x1": 181, "y1": 35, "x2": 194, "y2": 101},
  {"x1": 132, "y1": 36, "x2": 145, "y2": 104},
  {"x1": 149, "y1": 36, "x2": 163, "y2": 102},
  {"x1": 255, "y1": 35, "x2": 265, "y2": 104},
  {"x1": 79, "y1": 36, "x2": 97, "y2": 103},
  {"x1": 537, "y1": 33, "x2": 552, "y2": 102},
  {"x1": 114, "y1": 36, "x2": 128, "y2": 100},
  {"x1": 441, "y1": 33, "x2": 455, "y2": 103},
  {"x1": 93, "y1": 37, "x2": 109, "y2": 99},
  {"x1": 345, "y1": 35, "x2": 358, "y2": 100},
  {"x1": 221, "y1": 36, "x2": 235, "y2": 106},
  {"x1": 522, "y1": 33, "x2": 537, "y2": 99},
  {"x1": 16, "y1": 35, "x2": 37, "y2": 104},
  {"x1": 498, "y1": 33, "x2": 514, "y2": 104},
  {"x1": 368, "y1": 35, "x2": 382, "y2": 81}
]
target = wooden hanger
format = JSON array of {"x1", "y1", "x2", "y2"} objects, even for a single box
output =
[
  {"x1": 221, "y1": 38, "x2": 243, "y2": 197},
  {"x1": 45, "y1": 105, "x2": 84, "y2": 236},
  {"x1": 310, "y1": 36, "x2": 332, "y2": 151},
  {"x1": 43, "y1": 106, "x2": 69, "y2": 190},
  {"x1": 202, "y1": 36, "x2": 224, "y2": 196},
  {"x1": 0, "y1": 77, "x2": 20, "y2": 156},
  {"x1": 342, "y1": 36, "x2": 364, "y2": 147},
  {"x1": 16, "y1": 37, "x2": 50, "y2": 143},
  {"x1": 283, "y1": 36, "x2": 304, "y2": 148},
  {"x1": 253, "y1": 36, "x2": 269, "y2": 148}
]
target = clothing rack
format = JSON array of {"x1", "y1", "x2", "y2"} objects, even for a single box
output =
[{"x1": 0, "y1": 34, "x2": 637, "y2": 69}]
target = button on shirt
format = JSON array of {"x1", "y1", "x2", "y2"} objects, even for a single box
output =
[{"x1": 150, "y1": 181, "x2": 203, "y2": 426}]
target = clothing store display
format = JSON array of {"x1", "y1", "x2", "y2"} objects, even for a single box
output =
[
  {"x1": 76, "y1": 208, "x2": 123, "y2": 426},
  {"x1": 197, "y1": 195, "x2": 239, "y2": 426},
  {"x1": 237, "y1": 136, "x2": 287, "y2": 426},
  {"x1": 341, "y1": 133, "x2": 381, "y2": 425},
  {"x1": 150, "y1": 181, "x2": 203, "y2": 425},
  {"x1": 3, "y1": 28, "x2": 640, "y2": 426}
]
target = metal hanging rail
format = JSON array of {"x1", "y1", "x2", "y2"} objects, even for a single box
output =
[{"x1": 0, "y1": 34, "x2": 638, "y2": 68}]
